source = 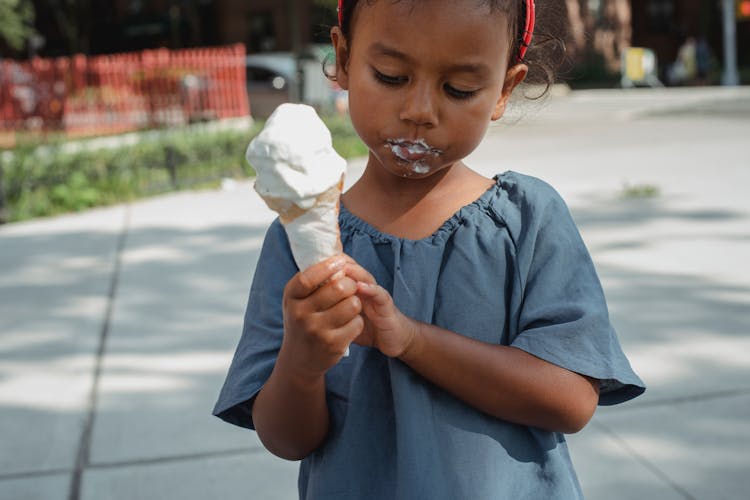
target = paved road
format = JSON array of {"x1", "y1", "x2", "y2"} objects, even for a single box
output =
[{"x1": 1, "y1": 86, "x2": 749, "y2": 500}]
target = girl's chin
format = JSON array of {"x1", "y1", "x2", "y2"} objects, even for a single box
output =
[{"x1": 387, "y1": 159, "x2": 438, "y2": 178}]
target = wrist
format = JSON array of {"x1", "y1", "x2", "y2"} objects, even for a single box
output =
[
  {"x1": 397, "y1": 317, "x2": 423, "y2": 362},
  {"x1": 276, "y1": 342, "x2": 327, "y2": 391}
]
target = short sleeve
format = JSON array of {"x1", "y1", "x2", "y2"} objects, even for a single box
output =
[
  {"x1": 501, "y1": 174, "x2": 645, "y2": 405},
  {"x1": 212, "y1": 219, "x2": 297, "y2": 428}
]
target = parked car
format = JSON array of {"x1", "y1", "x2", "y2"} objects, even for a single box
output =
[{"x1": 246, "y1": 48, "x2": 336, "y2": 118}]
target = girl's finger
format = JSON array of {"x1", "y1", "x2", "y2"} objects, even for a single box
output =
[
  {"x1": 344, "y1": 262, "x2": 377, "y2": 285},
  {"x1": 356, "y1": 282, "x2": 391, "y2": 306},
  {"x1": 330, "y1": 314, "x2": 366, "y2": 346},
  {"x1": 310, "y1": 276, "x2": 359, "y2": 312},
  {"x1": 286, "y1": 255, "x2": 347, "y2": 299},
  {"x1": 323, "y1": 294, "x2": 363, "y2": 329},
  {"x1": 307, "y1": 313, "x2": 364, "y2": 359}
]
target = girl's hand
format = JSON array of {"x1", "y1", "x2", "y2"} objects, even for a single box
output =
[
  {"x1": 281, "y1": 255, "x2": 365, "y2": 381},
  {"x1": 344, "y1": 263, "x2": 420, "y2": 358}
]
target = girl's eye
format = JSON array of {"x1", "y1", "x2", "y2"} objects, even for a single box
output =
[
  {"x1": 373, "y1": 68, "x2": 478, "y2": 100},
  {"x1": 374, "y1": 69, "x2": 407, "y2": 86},
  {"x1": 444, "y1": 84, "x2": 479, "y2": 100}
]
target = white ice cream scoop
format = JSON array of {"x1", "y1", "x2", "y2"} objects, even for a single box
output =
[{"x1": 246, "y1": 103, "x2": 347, "y2": 270}]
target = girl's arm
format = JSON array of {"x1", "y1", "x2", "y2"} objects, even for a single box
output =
[
  {"x1": 355, "y1": 279, "x2": 599, "y2": 434},
  {"x1": 252, "y1": 350, "x2": 330, "y2": 460},
  {"x1": 252, "y1": 257, "x2": 365, "y2": 460},
  {"x1": 399, "y1": 321, "x2": 599, "y2": 434}
]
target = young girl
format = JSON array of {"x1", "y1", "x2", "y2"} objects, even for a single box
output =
[{"x1": 215, "y1": 0, "x2": 645, "y2": 498}]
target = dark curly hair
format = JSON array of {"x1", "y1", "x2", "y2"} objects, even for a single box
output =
[{"x1": 334, "y1": 0, "x2": 566, "y2": 97}]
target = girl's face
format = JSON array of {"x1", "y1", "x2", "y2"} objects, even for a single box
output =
[{"x1": 332, "y1": 0, "x2": 526, "y2": 179}]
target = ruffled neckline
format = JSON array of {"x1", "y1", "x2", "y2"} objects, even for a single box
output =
[{"x1": 339, "y1": 175, "x2": 503, "y2": 245}]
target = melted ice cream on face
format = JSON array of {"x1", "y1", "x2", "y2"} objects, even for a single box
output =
[
  {"x1": 386, "y1": 138, "x2": 442, "y2": 175},
  {"x1": 247, "y1": 103, "x2": 347, "y2": 210}
]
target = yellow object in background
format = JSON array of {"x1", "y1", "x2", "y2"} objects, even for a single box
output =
[
  {"x1": 625, "y1": 48, "x2": 646, "y2": 82},
  {"x1": 621, "y1": 47, "x2": 662, "y2": 88}
]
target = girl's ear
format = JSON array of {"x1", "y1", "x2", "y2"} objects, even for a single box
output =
[
  {"x1": 330, "y1": 27, "x2": 350, "y2": 90},
  {"x1": 491, "y1": 64, "x2": 528, "y2": 121}
]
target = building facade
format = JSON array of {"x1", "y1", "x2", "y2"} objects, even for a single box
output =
[
  {"x1": 9, "y1": 1, "x2": 748, "y2": 85},
  {"x1": 632, "y1": 0, "x2": 749, "y2": 70},
  {"x1": 567, "y1": 0, "x2": 749, "y2": 83}
]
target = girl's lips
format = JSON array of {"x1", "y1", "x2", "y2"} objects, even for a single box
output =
[{"x1": 386, "y1": 139, "x2": 442, "y2": 163}]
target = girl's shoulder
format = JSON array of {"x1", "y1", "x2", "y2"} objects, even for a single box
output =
[
  {"x1": 488, "y1": 171, "x2": 573, "y2": 230},
  {"x1": 337, "y1": 171, "x2": 572, "y2": 247},
  {"x1": 493, "y1": 171, "x2": 566, "y2": 210}
]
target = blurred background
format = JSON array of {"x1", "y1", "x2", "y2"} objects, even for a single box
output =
[
  {"x1": 1, "y1": 0, "x2": 749, "y2": 222},
  {"x1": 1, "y1": 1, "x2": 749, "y2": 500},
  {"x1": 0, "y1": 0, "x2": 750, "y2": 222}
]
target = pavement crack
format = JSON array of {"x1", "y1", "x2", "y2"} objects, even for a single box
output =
[
  {"x1": 610, "y1": 387, "x2": 750, "y2": 411},
  {"x1": 0, "y1": 468, "x2": 72, "y2": 482},
  {"x1": 592, "y1": 421, "x2": 698, "y2": 500},
  {"x1": 0, "y1": 448, "x2": 265, "y2": 483},
  {"x1": 67, "y1": 205, "x2": 131, "y2": 500},
  {"x1": 88, "y1": 447, "x2": 265, "y2": 471}
]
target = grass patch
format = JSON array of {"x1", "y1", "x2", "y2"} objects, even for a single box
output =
[
  {"x1": 0, "y1": 114, "x2": 367, "y2": 224},
  {"x1": 620, "y1": 182, "x2": 660, "y2": 199},
  {"x1": 324, "y1": 114, "x2": 369, "y2": 158}
]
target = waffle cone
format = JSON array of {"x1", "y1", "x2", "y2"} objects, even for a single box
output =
[{"x1": 259, "y1": 177, "x2": 344, "y2": 270}]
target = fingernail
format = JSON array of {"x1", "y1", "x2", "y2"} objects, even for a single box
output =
[{"x1": 329, "y1": 258, "x2": 345, "y2": 271}]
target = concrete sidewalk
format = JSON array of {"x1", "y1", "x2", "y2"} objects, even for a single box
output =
[{"x1": 1, "y1": 87, "x2": 749, "y2": 499}]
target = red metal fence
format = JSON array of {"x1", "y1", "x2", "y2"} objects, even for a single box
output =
[{"x1": 0, "y1": 44, "x2": 249, "y2": 147}]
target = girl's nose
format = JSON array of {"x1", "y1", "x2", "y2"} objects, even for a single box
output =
[{"x1": 399, "y1": 82, "x2": 439, "y2": 128}]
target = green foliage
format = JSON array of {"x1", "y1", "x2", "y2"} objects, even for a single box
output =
[
  {"x1": 620, "y1": 182, "x2": 660, "y2": 199},
  {"x1": 0, "y1": 115, "x2": 368, "y2": 223},
  {"x1": 0, "y1": 126, "x2": 257, "y2": 222},
  {"x1": 323, "y1": 114, "x2": 368, "y2": 159},
  {"x1": 0, "y1": 0, "x2": 36, "y2": 51}
]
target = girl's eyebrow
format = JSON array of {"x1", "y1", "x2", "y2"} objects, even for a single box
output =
[
  {"x1": 368, "y1": 42, "x2": 491, "y2": 77},
  {"x1": 369, "y1": 42, "x2": 413, "y2": 62}
]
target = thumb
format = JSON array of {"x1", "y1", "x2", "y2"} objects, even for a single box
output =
[
  {"x1": 356, "y1": 282, "x2": 392, "y2": 308},
  {"x1": 286, "y1": 255, "x2": 347, "y2": 299}
]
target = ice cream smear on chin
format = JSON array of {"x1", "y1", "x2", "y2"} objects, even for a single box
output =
[
  {"x1": 387, "y1": 138, "x2": 442, "y2": 174},
  {"x1": 247, "y1": 103, "x2": 347, "y2": 270}
]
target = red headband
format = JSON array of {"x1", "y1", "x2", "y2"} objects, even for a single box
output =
[
  {"x1": 337, "y1": 0, "x2": 535, "y2": 62},
  {"x1": 517, "y1": 0, "x2": 535, "y2": 62}
]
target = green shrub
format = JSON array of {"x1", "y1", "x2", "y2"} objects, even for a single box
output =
[
  {"x1": 0, "y1": 126, "x2": 256, "y2": 223},
  {"x1": 324, "y1": 115, "x2": 369, "y2": 158},
  {"x1": 0, "y1": 114, "x2": 367, "y2": 223}
]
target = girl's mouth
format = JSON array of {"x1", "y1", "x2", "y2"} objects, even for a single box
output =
[{"x1": 386, "y1": 139, "x2": 443, "y2": 164}]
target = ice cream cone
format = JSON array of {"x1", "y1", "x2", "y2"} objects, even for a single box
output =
[
  {"x1": 246, "y1": 103, "x2": 348, "y2": 271},
  {"x1": 259, "y1": 177, "x2": 344, "y2": 270}
]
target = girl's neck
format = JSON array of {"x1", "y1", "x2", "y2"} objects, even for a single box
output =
[
  {"x1": 368, "y1": 157, "x2": 455, "y2": 199},
  {"x1": 341, "y1": 156, "x2": 494, "y2": 240}
]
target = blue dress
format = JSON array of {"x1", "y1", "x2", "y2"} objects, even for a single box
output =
[{"x1": 214, "y1": 172, "x2": 645, "y2": 499}]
